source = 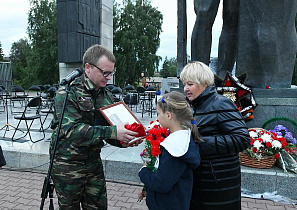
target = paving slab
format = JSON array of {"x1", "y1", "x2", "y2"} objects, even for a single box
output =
[{"x1": 0, "y1": 168, "x2": 296, "y2": 210}]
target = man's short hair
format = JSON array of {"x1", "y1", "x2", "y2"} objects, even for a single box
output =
[{"x1": 83, "y1": 44, "x2": 116, "y2": 66}]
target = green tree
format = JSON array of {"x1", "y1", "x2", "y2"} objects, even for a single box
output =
[
  {"x1": 160, "y1": 56, "x2": 170, "y2": 78},
  {"x1": 113, "y1": 0, "x2": 163, "y2": 87},
  {"x1": 10, "y1": 38, "x2": 31, "y2": 88},
  {"x1": 168, "y1": 57, "x2": 177, "y2": 77},
  {"x1": 160, "y1": 57, "x2": 178, "y2": 77},
  {"x1": 27, "y1": 0, "x2": 58, "y2": 86},
  {"x1": 160, "y1": 55, "x2": 191, "y2": 78}
]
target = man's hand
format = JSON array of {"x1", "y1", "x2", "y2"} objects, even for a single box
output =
[
  {"x1": 121, "y1": 136, "x2": 145, "y2": 147},
  {"x1": 116, "y1": 123, "x2": 139, "y2": 144}
]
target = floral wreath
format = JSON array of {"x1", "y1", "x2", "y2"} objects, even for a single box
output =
[{"x1": 215, "y1": 72, "x2": 257, "y2": 121}]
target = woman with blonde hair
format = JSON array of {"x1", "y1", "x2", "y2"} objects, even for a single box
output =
[{"x1": 180, "y1": 61, "x2": 250, "y2": 210}]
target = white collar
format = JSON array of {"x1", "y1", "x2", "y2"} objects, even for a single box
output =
[{"x1": 160, "y1": 129, "x2": 191, "y2": 157}]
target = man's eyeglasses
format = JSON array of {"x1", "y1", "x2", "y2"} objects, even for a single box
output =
[{"x1": 89, "y1": 63, "x2": 116, "y2": 77}]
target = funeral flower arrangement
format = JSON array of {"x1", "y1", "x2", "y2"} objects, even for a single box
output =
[
  {"x1": 241, "y1": 116, "x2": 297, "y2": 171},
  {"x1": 269, "y1": 125, "x2": 297, "y2": 162},
  {"x1": 246, "y1": 128, "x2": 287, "y2": 160},
  {"x1": 270, "y1": 125, "x2": 297, "y2": 154},
  {"x1": 266, "y1": 124, "x2": 297, "y2": 173}
]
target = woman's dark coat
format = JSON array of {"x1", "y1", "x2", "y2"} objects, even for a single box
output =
[{"x1": 189, "y1": 85, "x2": 250, "y2": 210}]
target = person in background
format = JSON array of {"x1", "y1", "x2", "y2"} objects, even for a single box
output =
[
  {"x1": 138, "y1": 91, "x2": 201, "y2": 210},
  {"x1": 0, "y1": 145, "x2": 6, "y2": 169},
  {"x1": 141, "y1": 72, "x2": 147, "y2": 87},
  {"x1": 180, "y1": 61, "x2": 250, "y2": 210},
  {"x1": 50, "y1": 44, "x2": 142, "y2": 209}
]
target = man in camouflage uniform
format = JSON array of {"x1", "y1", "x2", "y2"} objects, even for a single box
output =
[{"x1": 50, "y1": 44, "x2": 140, "y2": 209}]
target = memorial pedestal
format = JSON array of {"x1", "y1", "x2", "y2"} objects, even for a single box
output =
[{"x1": 246, "y1": 88, "x2": 297, "y2": 136}]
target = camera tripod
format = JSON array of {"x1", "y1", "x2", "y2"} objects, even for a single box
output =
[{"x1": 0, "y1": 91, "x2": 23, "y2": 138}]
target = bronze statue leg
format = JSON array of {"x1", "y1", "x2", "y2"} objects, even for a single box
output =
[
  {"x1": 191, "y1": 0, "x2": 220, "y2": 64},
  {"x1": 217, "y1": 0, "x2": 240, "y2": 78}
]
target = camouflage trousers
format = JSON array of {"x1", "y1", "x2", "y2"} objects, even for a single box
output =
[{"x1": 51, "y1": 157, "x2": 107, "y2": 210}]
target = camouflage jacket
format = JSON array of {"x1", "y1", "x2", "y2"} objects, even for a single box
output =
[{"x1": 50, "y1": 73, "x2": 121, "y2": 161}]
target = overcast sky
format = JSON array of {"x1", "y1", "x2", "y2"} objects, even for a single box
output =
[{"x1": 0, "y1": 0, "x2": 222, "y2": 61}]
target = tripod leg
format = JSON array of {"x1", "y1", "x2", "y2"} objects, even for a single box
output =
[
  {"x1": 1, "y1": 125, "x2": 9, "y2": 137},
  {"x1": 40, "y1": 177, "x2": 55, "y2": 210},
  {"x1": 49, "y1": 182, "x2": 55, "y2": 210}
]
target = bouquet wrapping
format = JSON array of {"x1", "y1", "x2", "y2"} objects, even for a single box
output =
[
  {"x1": 269, "y1": 124, "x2": 297, "y2": 173},
  {"x1": 124, "y1": 122, "x2": 146, "y2": 137}
]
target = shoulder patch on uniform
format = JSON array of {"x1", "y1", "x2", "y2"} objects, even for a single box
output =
[{"x1": 79, "y1": 96, "x2": 92, "y2": 101}]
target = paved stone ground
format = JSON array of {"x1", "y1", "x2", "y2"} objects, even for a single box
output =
[{"x1": 0, "y1": 168, "x2": 296, "y2": 210}]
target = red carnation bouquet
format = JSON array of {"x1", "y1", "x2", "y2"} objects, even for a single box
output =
[
  {"x1": 142, "y1": 121, "x2": 169, "y2": 171},
  {"x1": 138, "y1": 121, "x2": 169, "y2": 201}
]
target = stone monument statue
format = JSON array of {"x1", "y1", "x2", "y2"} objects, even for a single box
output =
[
  {"x1": 57, "y1": 0, "x2": 114, "y2": 83},
  {"x1": 57, "y1": 0, "x2": 101, "y2": 63},
  {"x1": 177, "y1": 0, "x2": 297, "y2": 136},
  {"x1": 236, "y1": 0, "x2": 297, "y2": 88},
  {"x1": 177, "y1": 0, "x2": 187, "y2": 78},
  {"x1": 190, "y1": 0, "x2": 297, "y2": 88},
  {"x1": 191, "y1": 0, "x2": 239, "y2": 78}
]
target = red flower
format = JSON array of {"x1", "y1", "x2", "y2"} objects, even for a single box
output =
[
  {"x1": 142, "y1": 122, "x2": 169, "y2": 167},
  {"x1": 266, "y1": 142, "x2": 272, "y2": 147},
  {"x1": 148, "y1": 138, "x2": 161, "y2": 147},
  {"x1": 250, "y1": 137, "x2": 254, "y2": 145},
  {"x1": 252, "y1": 147, "x2": 258, "y2": 153},
  {"x1": 276, "y1": 137, "x2": 288, "y2": 148},
  {"x1": 151, "y1": 145, "x2": 161, "y2": 157},
  {"x1": 153, "y1": 125, "x2": 159, "y2": 129},
  {"x1": 270, "y1": 132, "x2": 277, "y2": 139},
  {"x1": 274, "y1": 153, "x2": 280, "y2": 159}
]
